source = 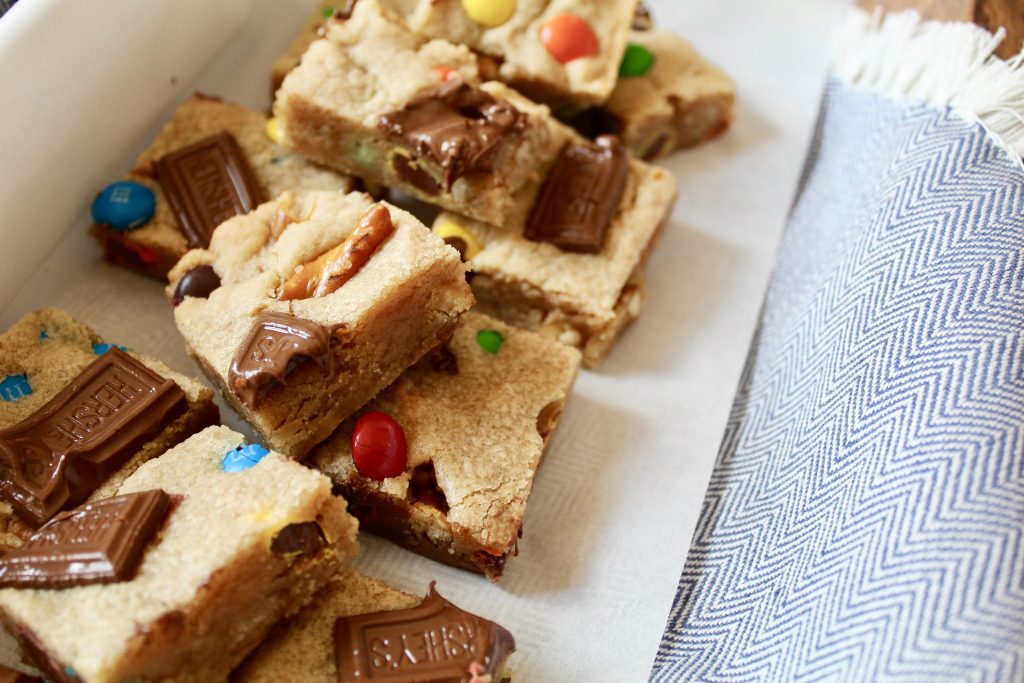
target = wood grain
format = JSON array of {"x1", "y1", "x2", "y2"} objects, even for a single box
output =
[{"x1": 856, "y1": 0, "x2": 1024, "y2": 58}]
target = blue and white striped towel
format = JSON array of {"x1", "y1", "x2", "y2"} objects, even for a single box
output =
[{"x1": 653, "y1": 11, "x2": 1024, "y2": 682}]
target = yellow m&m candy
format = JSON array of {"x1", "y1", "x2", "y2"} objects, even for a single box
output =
[
  {"x1": 433, "y1": 218, "x2": 483, "y2": 261},
  {"x1": 461, "y1": 0, "x2": 516, "y2": 28},
  {"x1": 265, "y1": 117, "x2": 284, "y2": 144}
]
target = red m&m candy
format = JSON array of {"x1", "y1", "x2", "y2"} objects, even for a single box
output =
[
  {"x1": 351, "y1": 411, "x2": 408, "y2": 480},
  {"x1": 540, "y1": 13, "x2": 598, "y2": 64}
]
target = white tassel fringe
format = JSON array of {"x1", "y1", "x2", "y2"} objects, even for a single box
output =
[{"x1": 835, "y1": 8, "x2": 1024, "y2": 164}]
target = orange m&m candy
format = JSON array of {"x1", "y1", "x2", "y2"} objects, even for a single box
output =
[{"x1": 540, "y1": 13, "x2": 598, "y2": 64}]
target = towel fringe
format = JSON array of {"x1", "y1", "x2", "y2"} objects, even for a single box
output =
[{"x1": 835, "y1": 8, "x2": 1024, "y2": 165}]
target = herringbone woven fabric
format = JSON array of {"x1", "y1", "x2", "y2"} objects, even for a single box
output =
[{"x1": 652, "y1": 80, "x2": 1024, "y2": 682}]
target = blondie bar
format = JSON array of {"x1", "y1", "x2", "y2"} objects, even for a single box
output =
[
  {"x1": 89, "y1": 94, "x2": 357, "y2": 280},
  {"x1": 0, "y1": 426, "x2": 358, "y2": 683},
  {"x1": 0, "y1": 309, "x2": 218, "y2": 546},
  {"x1": 169, "y1": 190, "x2": 473, "y2": 459},
  {"x1": 596, "y1": 29, "x2": 736, "y2": 160},
  {"x1": 233, "y1": 567, "x2": 515, "y2": 683},
  {"x1": 311, "y1": 312, "x2": 580, "y2": 580},
  {"x1": 274, "y1": 0, "x2": 570, "y2": 231},
  {"x1": 273, "y1": 0, "x2": 637, "y2": 107},
  {"x1": 433, "y1": 149, "x2": 675, "y2": 367}
]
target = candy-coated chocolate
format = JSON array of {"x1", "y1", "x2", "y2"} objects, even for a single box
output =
[
  {"x1": 351, "y1": 411, "x2": 407, "y2": 480},
  {"x1": 38, "y1": 330, "x2": 49, "y2": 341},
  {"x1": 620, "y1": 43, "x2": 655, "y2": 77},
  {"x1": 265, "y1": 117, "x2": 284, "y2": 145},
  {"x1": 0, "y1": 375, "x2": 32, "y2": 402},
  {"x1": 461, "y1": 0, "x2": 516, "y2": 28},
  {"x1": 91, "y1": 181, "x2": 156, "y2": 232},
  {"x1": 92, "y1": 343, "x2": 128, "y2": 356},
  {"x1": 540, "y1": 13, "x2": 599, "y2": 64},
  {"x1": 432, "y1": 64, "x2": 457, "y2": 82},
  {"x1": 432, "y1": 217, "x2": 482, "y2": 260},
  {"x1": 322, "y1": 5, "x2": 336, "y2": 18},
  {"x1": 172, "y1": 264, "x2": 222, "y2": 306},
  {"x1": 222, "y1": 443, "x2": 270, "y2": 473},
  {"x1": 476, "y1": 329, "x2": 504, "y2": 355}
]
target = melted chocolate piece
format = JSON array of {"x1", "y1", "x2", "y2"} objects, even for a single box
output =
[
  {"x1": 335, "y1": 0, "x2": 358, "y2": 20},
  {"x1": 391, "y1": 153, "x2": 441, "y2": 196},
  {"x1": 154, "y1": 132, "x2": 264, "y2": 249},
  {"x1": 228, "y1": 312, "x2": 339, "y2": 409},
  {"x1": 334, "y1": 585, "x2": 515, "y2": 683},
  {"x1": 270, "y1": 521, "x2": 326, "y2": 556},
  {"x1": 379, "y1": 79, "x2": 526, "y2": 190},
  {"x1": 525, "y1": 135, "x2": 629, "y2": 253},
  {"x1": 0, "y1": 349, "x2": 187, "y2": 526},
  {"x1": 171, "y1": 264, "x2": 221, "y2": 306},
  {"x1": 0, "y1": 665, "x2": 42, "y2": 683},
  {"x1": 428, "y1": 344, "x2": 459, "y2": 375},
  {"x1": 0, "y1": 489, "x2": 170, "y2": 589}
]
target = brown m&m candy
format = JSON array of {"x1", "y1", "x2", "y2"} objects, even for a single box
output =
[
  {"x1": 0, "y1": 489, "x2": 171, "y2": 589},
  {"x1": 334, "y1": 584, "x2": 515, "y2": 682},
  {"x1": 171, "y1": 264, "x2": 221, "y2": 306}
]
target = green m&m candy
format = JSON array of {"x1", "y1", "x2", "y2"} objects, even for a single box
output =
[
  {"x1": 476, "y1": 329, "x2": 504, "y2": 355},
  {"x1": 619, "y1": 43, "x2": 655, "y2": 77}
]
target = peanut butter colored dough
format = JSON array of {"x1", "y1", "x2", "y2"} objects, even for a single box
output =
[
  {"x1": 312, "y1": 312, "x2": 580, "y2": 580},
  {"x1": 169, "y1": 190, "x2": 473, "y2": 459},
  {"x1": 0, "y1": 426, "x2": 359, "y2": 683}
]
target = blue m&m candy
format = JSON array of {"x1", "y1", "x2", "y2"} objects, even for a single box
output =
[
  {"x1": 91, "y1": 181, "x2": 156, "y2": 232},
  {"x1": 0, "y1": 375, "x2": 32, "y2": 402},
  {"x1": 223, "y1": 443, "x2": 270, "y2": 473},
  {"x1": 92, "y1": 343, "x2": 128, "y2": 356}
]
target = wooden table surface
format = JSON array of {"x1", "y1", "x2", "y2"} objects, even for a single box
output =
[{"x1": 858, "y1": 0, "x2": 1024, "y2": 58}]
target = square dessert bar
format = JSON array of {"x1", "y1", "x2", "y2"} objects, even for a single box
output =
[
  {"x1": 0, "y1": 308, "x2": 218, "y2": 549},
  {"x1": 89, "y1": 94, "x2": 357, "y2": 280},
  {"x1": 233, "y1": 567, "x2": 515, "y2": 683},
  {"x1": 0, "y1": 426, "x2": 358, "y2": 683},
  {"x1": 434, "y1": 153, "x2": 676, "y2": 367},
  {"x1": 311, "y1": 312, "x2": 580, "y2": 581},
  {"x1": 168, "y1": 190, "x2": 473, "y2": 459},
  {"x1": 583, "y1": 28, "x2": 736, "y2": 160},
  {"x1": 274, "y1": 0, "x2": 573, "y2": 231},
  {"x1": 403, "y1": 0, "x2": 639, "y2": 106},
  {"x1": 273, "y1": 0, "x2": 638, "y2": 107}
]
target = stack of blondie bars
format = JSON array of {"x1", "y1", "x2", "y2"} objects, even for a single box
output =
[{"x1": 0, "y1": 1, "x2": 734, "y2": 680}]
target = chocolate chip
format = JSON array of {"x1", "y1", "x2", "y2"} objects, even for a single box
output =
[
  {"x1": 391, "y1": 154, "x2": 441, "y2": 196},
  {"x1": 428, "y1": 344, "x2": 459, "y2": 375},
  {"x1": 443, "y1": 236, "x2": 468, "y2": 261},
  {"x1": 172, "y1": 265, "x2": 221, "y2": 306},
  {"x1": 408, "y1": 462, "x2": 449, "y2": 513},
  {"x1": 270, "y1": 521, "x2": 326, "y2": 556}
]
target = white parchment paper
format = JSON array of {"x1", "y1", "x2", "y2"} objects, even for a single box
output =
[{"x1": 0, "y1": 1, "x2": 844, "y2": 679}]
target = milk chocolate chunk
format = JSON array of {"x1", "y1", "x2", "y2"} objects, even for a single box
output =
[
  {"x1": 229, "y1": 312, "x2": 339, "y2": 409},
  {"x1": 0, "y1": 489, "x2": 170, "y2": 589},
  {"x1": 334, "y1": 585, "x2": 515, "y2": 683},
  {"x1": 0, "y1": 665, "x2": 42, "y2": 683},
  {"x1": 270, "y1": 521, "x2": 326, "y2": 556},
  {"x1": 154, "y1": 132, "x2": 264, "y2": 249},
  {"x1": 171, "y1": 264, "x2": 221, "y2": 306},
  {"x1": 379, "y1": 79, "x2": 526, "y2": 190},
  {"x1": 525, "y1": 135, "x2": 628, "y2": 254},
  {"x1": 633, "y1": 2, "x2": 654, "y2": 30},
  {"x1": 14, "y1": 627, "x2": 76, "y2": 683},
  {"x1": 0, "y1": 349, "x2": 188, "y2": 526}
]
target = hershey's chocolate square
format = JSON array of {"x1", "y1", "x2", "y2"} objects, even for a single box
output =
[
  {"x1": 525, "y1": 135, "x2": 629, "y2": 253},
  {"x1": 154, "y1": 132, "x2": 264, "y2": 248},
  {"x1": 0, "y1": 489, "x2": 170, "y2": 589}
]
